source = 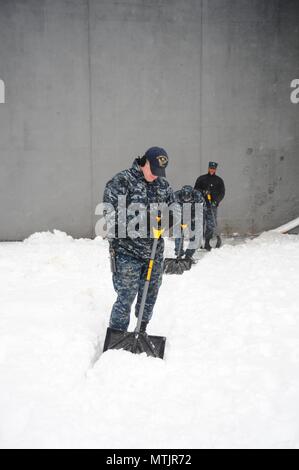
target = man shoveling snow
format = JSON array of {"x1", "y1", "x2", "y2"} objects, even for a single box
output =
[{"x1": 102, "y1": 147, "x2": 178, "y2": 358}]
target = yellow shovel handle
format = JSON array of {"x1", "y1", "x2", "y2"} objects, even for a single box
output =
[{"x1": 146, "y1": 260, "x2": 154, "y2": 281}]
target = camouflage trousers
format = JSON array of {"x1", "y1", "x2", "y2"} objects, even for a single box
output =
[
  {"x1": 174, "y1": 234, "x2": 199, "y2": 258},
  {"x1": 109, "y1": 251, "x2": 164, "y2": 331},
  {"x1": 205, "y1": 206, "x2": 218, "y2": 240},
  {"x1": 173, "y1": 207, "x2": 217, "y2": 256}
]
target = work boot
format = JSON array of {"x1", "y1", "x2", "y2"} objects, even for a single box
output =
[
  {"x1": 184, "y1": 254, "x2": 196, "y2": 265},
  {"x1": 175, "y1": 249, "x2": 185, "y2": 258},
  {"x1": 204, "y1": 238, "x2": 211, "y2": 251},
  {"x1": 140, "y1": 321, "x2": 148, "y2": 334},
  {"x1": 184, "y1": 250, "x2": 196, "y2": 264}
]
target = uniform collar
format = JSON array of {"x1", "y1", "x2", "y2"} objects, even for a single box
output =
[{"x1": 131, "y1": 159, "x2": 143, "y2": 179}]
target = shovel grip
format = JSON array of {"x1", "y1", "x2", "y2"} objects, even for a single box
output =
[
  {"x1": 146, "y1": 227, "x2": 163, "y2": 281},
  {"x1": 146, "y1": 260, "x2": 154, "y2": 281}
]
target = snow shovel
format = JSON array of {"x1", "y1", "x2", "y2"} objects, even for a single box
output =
[
  {"x1": 163, "y1": 225, "x2": 193, "y2": 275},
  {"x1": 206, "y1": 193, "x2": 222, "y2": 249},
  {"x1": 103, "y1": 226, "x2": 166, "y2": 359}
]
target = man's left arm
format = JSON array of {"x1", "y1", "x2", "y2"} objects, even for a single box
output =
[
  {"x1": 212, "y1": 178, "x2": 225, "y2": 206},
  {"x1": 217, "y1": 178, "x2": 225, "y2": 205}
]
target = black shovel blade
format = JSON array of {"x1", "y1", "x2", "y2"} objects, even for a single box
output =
[
  {"x1": 163, "y1": 257, "x2": 192, "y2": 275},
  {"x1": 103, "y1": 327, "x2": 166, "y2": 359}
]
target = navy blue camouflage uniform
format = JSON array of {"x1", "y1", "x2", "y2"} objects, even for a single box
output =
[
  {"x1": 174, "y1": 186, "x2": 206, "y2": 259},
  {"x1": 103, "y1": 159, "x2": 177, "y2": 331}
]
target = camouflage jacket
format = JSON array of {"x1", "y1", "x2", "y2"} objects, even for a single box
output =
[
  {"x1": 103, "y1": 159, "x2": 178, "y2": 260},
  {"x1": 174, "y1": 187, "x2": 206, "y2": 231}
]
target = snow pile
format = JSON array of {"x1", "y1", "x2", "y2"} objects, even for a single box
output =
[{"x1": 0, "y1": 230, "x2": 298, "y2": 449}]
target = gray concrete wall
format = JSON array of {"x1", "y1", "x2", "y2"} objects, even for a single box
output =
[
  {"x1": 0, "y1": 0, "x2": 92, "y2": 239},
  {"x1": 0, "y1": 0, "x2": 298, "y2": 240},
  {"x1": 201, "y1": 0, "x2": 299, "y2": 234}
]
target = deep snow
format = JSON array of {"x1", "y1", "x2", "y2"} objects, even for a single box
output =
[{"x1": 0, "y1": 230, "x2": 298, "y2": 449}]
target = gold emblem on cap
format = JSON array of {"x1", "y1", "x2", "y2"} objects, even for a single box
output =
[{"x1": 157, "y1": 155, "x2": 168, "y2": 168}]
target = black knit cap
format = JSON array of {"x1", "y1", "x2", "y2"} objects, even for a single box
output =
[{"x1": 181, "y1": 185, "x2": 193, "y2": 202}]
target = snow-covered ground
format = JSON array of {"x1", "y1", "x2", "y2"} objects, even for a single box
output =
[{"x1": 0, "y1": 230, "x2": 298, "y2": 449}]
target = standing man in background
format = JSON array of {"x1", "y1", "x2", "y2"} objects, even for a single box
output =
[{"x1": 194, "y1": 162, "x2": 225, "y2": 251}]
